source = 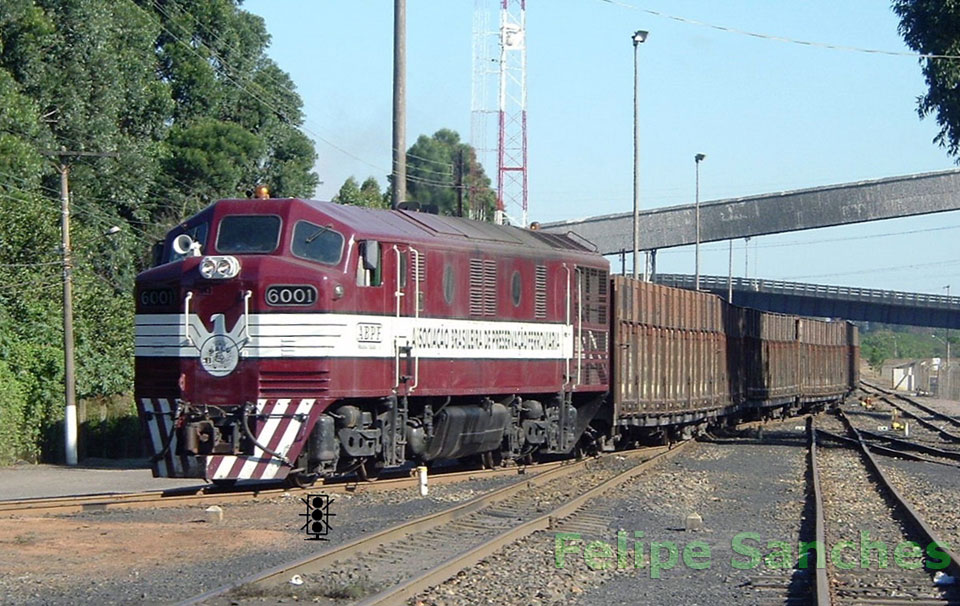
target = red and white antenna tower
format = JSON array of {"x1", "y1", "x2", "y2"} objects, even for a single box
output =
[{"x1": 472, "y1": 0, "x2": 527, "y2": 226}]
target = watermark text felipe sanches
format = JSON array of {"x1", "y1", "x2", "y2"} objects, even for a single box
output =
[{"x1": 555, "y1": 531, "x2": 951, "y2": 579}]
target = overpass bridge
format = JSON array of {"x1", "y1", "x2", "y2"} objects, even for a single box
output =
[
  {"x1": 539, "y1": 169, "x2": 960, "y2": 255},
  {"x1": 652, "y1": 273, "x2": 960, "y2": 329}
]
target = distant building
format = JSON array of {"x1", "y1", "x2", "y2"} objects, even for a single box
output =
[{"x1": 881, "y1": 358, "x2": 957, "y2": 400}]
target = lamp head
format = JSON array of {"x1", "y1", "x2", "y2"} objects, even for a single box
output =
[
  {"x1": 695, "y1": 153, "x2": 706, "y2": 163},
  {"x1": 632, "y1": 30, "x2": 648, "y2": 46}
]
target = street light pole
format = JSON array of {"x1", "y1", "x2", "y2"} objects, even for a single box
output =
[
  {"x1": 694, "y1": 153, "x2": 705, "y2": 290},
  {"x1": 632, "y1": 29, "x2": 648, "y2": 281},
  {"x1": 946, "y1": 285, "x2": 952, "y2": 400}
]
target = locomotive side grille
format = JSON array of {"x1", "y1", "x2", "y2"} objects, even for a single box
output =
[
  {"x1": 469, "y1": 259, "x2": 484, "y2": 316},
  {"x1": 581, "y1": 267, "x2": 608, "y2": 325},
  {"x1": 416, "y1": 255, "x2": 426, "y2": 311},
  {"x1": 259, "y1": 369, "x2": 330, "y2": 397},
  {"x1": 415, "y1": 255, "x2": 426, "y2": 285},
  {"x1": 469, "y1": 258, "x2": 498, "y2": 316},
  {"x1": 483, "y1": 259, "x2": 497, "y2": 316},
  {"x1": 535, "y1": 265, "x2": 547, "y2": 319}
]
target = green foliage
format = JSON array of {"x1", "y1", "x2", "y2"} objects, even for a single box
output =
[
  {"x1": 333, "y1": 176, "x2": 388, "y2": 209},
  {"x1": 405, "y1": 129, "x2": 496, "y2": 219},
  {"x1": 335, "y1": 129, "x2": 497, "y2": 219},
  {"x1": 0, "y1": 0, "x2": 319, "y2": 462},
  {"x1": 893, "y1": 1, "x2": 960, "y2": 157},
  {"x1": 859, "y1": 327, "x2": 955, "y2": 369},
  {"x1": 0, "y1": 359, "x2": 30, "y2": 464}
]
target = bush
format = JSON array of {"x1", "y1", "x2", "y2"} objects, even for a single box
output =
[{"x1": 0, "y1": 360, "x2": 32, "y2": 464}]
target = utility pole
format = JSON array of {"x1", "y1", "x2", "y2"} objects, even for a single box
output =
[
  {"x1": 42, "y1": 149, "x2": 117, "y2": 466},
  {"x1": 58, "y1": 163, "x2": 77, "y2": 466},
  {"x1": 391, "y1": 0, "x2": 407, "y2": 209}
]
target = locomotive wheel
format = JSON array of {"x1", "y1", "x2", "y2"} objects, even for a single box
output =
[
  {"x1": 481, "y1": 450, "x2": 503, "y2": 469},
  {"x1": 357, "y1": 459, "x2": 383, "y2": 482}
]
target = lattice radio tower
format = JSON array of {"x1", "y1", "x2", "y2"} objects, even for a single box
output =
[{"x1": 472, "y1": 0, "x2": 527, "y2": 226}]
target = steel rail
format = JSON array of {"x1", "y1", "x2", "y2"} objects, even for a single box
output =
[
  {"x1": 177, "y1": 445, "x2": 671, "y2": 606},
  {"x1": 353, "y1": 441, "x2": 693, "y2": 606},
  {"x1": 0, "y1": 462, "x2": 563, "y2": 518},
  {"x1": 816, "y1": 427, "x2": 960, "y2": 468},
  {"x1": 861, "y1": 380, "x2": 960, "y2": 436},
  {"x1": 808, "y1": 418, "x2": 832, "y2": 606},
  {"x1": 836, "y1": 410, "x2": 960, "y2": 582}
]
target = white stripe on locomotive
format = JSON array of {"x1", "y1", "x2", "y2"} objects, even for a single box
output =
[{"x1": 135, "y1": 313, "x2": 574, "y2": 360}]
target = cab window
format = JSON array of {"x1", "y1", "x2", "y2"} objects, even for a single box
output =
[
  {"x1": 216, "y1": 215, "x2": 281, "y2": 253},
  {"x1": 356, "y1": 240, "x2": 382, "y2": 287},
  {"x1": 292, "y1": 220, "x2": 344, "y2": 265}
]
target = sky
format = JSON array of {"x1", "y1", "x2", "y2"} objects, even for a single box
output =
[{"x1": 242, "y1": 0, "x2": 959, "y2": 295}]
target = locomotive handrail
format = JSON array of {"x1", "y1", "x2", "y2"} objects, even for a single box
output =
[
  {"x1": 242, "y1": 290, "x2": 252, "y2": 343},
  {"x1": 392, "y1": 245, "x2": 403, "y2": 318},
  {"x1": 576, "y1": 267, "x2": 583, "y2": 388},
  {"x1": 410, "y1": 246, "x2": 422, "y2": 391},
  {"x1": 563, "y1": 264, "x2": 572, "y2": 390},
  {"x1": 183, "y1": 291, "x2": 194, "y2": 347}
]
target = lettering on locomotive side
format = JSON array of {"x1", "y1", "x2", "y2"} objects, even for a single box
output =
[
  {"x1": 415, "y1": 324, "x2": 563, "y2": 353},
  {"x1": 357, "y1": 322, "x2": 383, "y2": 344}
]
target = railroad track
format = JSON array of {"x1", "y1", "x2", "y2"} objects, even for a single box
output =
[
  {"x1": 0, "y1": 462, "x2": 562, "y2": 518},
  {"x1": 811, "y1": 412, "x2": 960, "y2": 605},
  {"x1": 180, "y1": 441, "x2": 691, "y2": 606},
  {"x1": 860, "y1": 381, "x2": 960, "y2": 444}
]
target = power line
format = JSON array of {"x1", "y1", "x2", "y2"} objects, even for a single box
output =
[
  {"x1": 653, "y1": 223, "x2": 960, "y2": 257},
  {"x1": 784, "y1": 259, "x2": 960, "y2": 281},
  {"x1": 597, "y1": 0, "x2": 960, "y2": 60},
  {"x1": 144, "y1": 0, "x2": 391, "y2": 174}
]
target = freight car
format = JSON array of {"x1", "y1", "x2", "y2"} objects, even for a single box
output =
[{"x1": 134, "y1": 198, "x2": 858, "y2": 486}]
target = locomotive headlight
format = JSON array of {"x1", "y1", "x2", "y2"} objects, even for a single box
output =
[
  {"x1": 200, "y1": 257, "x2": 217, "y2": 279},
  {"x1": 198, "y1": 256, "x2": 241, "y2": 279}
]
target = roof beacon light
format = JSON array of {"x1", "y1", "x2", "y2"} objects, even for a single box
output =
[{"x1": 254, "y1": 184, "x2": 270, "y2": 199}]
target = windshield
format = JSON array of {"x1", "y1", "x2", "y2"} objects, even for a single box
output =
[
  {"x1": 216, "y1": 215, "x2": 281, "y2": 253},
  {"x1": 292, "y1": 220, "x2": 344, "y2": 265}
]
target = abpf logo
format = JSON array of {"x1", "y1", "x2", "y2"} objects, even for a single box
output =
[
  {"x1": 300, "y1": 493, "x2": 334, "y2": 541},
  {"x1": 188, "y1": 313, "x2": 247, "y2": 377},
  {"x1": 199, "y1": 334, "x2": 240, "y2": 377}
]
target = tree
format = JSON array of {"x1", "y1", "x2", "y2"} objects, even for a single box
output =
[
  {"x1": 335, "y1": 129, "x2": 497, "y2": 219},
  {"x1": 405, "y1": 129, "x2": 496, "y2": 219},
  {"x1": 0, "y1": 0, "x2": 320, "y2": 462},
  {"x1": 894, "y1": 1, "x2": 960, "y2": 157}
]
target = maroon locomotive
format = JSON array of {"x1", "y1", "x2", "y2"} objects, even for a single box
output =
[{"x1": 135, "y1": 197, "x2": 857, "y2": 485}]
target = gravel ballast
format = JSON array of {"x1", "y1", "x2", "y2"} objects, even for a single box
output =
[
  {"x1": 0, "y1": 473, "x2": 527, "y2": 605},
  {"x1": 412, "y1": 421, "x2": 815, "y2": 606}
]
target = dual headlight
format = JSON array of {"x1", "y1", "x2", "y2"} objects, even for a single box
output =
[{"x1": 199, "y1": 255, "x2": 241, "y2": 279}]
